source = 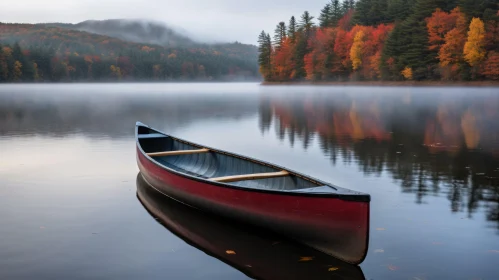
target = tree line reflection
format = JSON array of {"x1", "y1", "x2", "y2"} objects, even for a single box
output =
[
  {"x1": 0, "y1": 90, "x2": 257, "y2": 138},
  {"x1": 260, "y1": 92, "x2": 499, "y2": 232}
]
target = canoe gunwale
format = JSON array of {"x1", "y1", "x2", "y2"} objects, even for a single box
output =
[{"x1": 135, "y1": 122, "x2": 370, "y2": 202}]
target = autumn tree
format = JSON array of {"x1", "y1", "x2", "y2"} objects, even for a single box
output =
[
  {"x1": 484, "y1": 19, "x2": 499, "y2": 52},
  {"x1": 273, "y1": 37, "x2": 295, "y2": 81},
  {"x1": 0, "y1": 45, "x2": 8, "y2": 81},
  {"x1": 401, "y1": 67, "x2": 413, "y2": 80},
  {"x1": 304, "y1": 28, "x2": 335, "y2": 80},
  {"x1": 464, "y1": 18, "x2": 486, "y2": 67},
  {"x1": 481, "y1": 51, "x2": 499, "y2": 80},
  {"x1": 426, "y1": 8, "x2": 460, "y2": 53},
  {"x1": 256, "y1": 0, "x2": 497, "y2": 82},
  {"x1": 438, "y1": 8, "x2": 467, "y2": 79},
  {"x1": 350, "y1": 30, "x2": 365, "y2": 71},
  {"x1": 13, "y1": 60, "x2": 22, "y2": 81}
]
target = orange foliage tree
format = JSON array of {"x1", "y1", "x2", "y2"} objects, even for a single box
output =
[
  {"x1": 426, "y1": 8, "x2": 462, "y2": 52},
  {"x1": 274, "y1": 37, "x2": 295, "y2": 81},
  {"x1": 437, "y1": 8, "x2": 467, "y2": 80}
]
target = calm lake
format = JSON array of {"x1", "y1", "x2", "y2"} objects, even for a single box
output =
[{"x1": 1, "y1": 83, "x2": 498, "y2": 279}]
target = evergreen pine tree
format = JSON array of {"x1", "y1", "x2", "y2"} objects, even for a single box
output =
[
  {"x1": 293, "y1": 11, "x2": 315, "y2": 80},
  {"x1": 319, "y1": 4, "x2": 332, "y2": 27},
  {"x1": 382, "y1": 0, "x2": 447, "y2": 80},
  {"x1": 12, "y1": 43, "x2": 22, "y2": 62},
  {"x1": 459, "y1": 0, "x2": 497, "y2": 19},
  {"x1": 330, "y1": 0, "x2": 343, "y2": 27},
  {"x1": 342, "y1": 0, "x2": 351, "y2": 14},
  {"x1": 298, "y1": 11, "x2": 315, "y2": 36},
  {"x1": 273, "y1": 22, "x2": 287, "y2": 49},
  {"x1": 353, "y1": 0, "x2": 389, "y2": 25},
  {"x1": 348, "y1": 0, "x2": 356, "y2": 10},
  {"x1": 386, "y1": 0, "x2": 413, "y2": 22},
  {"x1": 293, "y1": 33, "x2": 308, "y2": 80},
  {"x1": 258, "y1": 31, "x2": 272, "y2": 80},
  {"x1": 288, "y1": 16, "x2": 297, "y2": 42},
  {"x1": 353, "y1": 0, "x2": 372, "y2": 25}
]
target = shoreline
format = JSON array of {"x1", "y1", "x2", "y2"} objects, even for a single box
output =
[{"x1": 261, "y1": 81, "x2": 499, "y2": 87}]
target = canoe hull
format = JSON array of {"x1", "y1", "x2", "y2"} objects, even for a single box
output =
[
  {"x1": 137, "y1": 148, "x2": 369, "y2": 264},
  {"x1": 136, "y1": 173, "x2": 366, "y2": 280}
]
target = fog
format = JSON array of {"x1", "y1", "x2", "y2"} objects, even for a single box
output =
[{"x1": 0, "y1": 0, "x2": 327, "y2": 44}]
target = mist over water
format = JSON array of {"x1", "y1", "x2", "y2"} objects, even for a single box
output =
[{"x1": 0, "y1": 83, "x2": 498, "y2": 279}]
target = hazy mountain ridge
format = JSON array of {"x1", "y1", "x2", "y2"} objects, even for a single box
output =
[
  {"x1": 0, "y1": 22, "x2": 260, "y2": 82},
  {"x1": 42, "y1": 19, "x2": 258, "y2": 64},
  {"x1": 53, "y1": 19, "x2": 197, "y2": 47}
]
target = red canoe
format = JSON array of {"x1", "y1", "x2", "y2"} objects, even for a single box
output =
[{"x1": 135, "y1": 122, "x2": 370, "y2": 265}]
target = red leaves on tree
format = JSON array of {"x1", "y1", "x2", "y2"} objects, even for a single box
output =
[
  {"x1": 481, "y1": 51, "x2": 499, "y2": 80},
  {"x1": 274, "y1": 37, "x2": 295, "y2": 81},
  {"x1": 305, "y1": 28, "x2": 335, "y2": 80}
]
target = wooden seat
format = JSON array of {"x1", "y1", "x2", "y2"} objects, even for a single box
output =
[
  {"x1": 210, "y1": 170, "x2": 289, "y2": 183},
  {"x1": 147, "y1": 148, "x2": 210, "y2": 157}
]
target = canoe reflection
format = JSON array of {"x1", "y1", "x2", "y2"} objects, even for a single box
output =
[{"x1": 136, "y1": 173, "x2": 365, "y2": 280}]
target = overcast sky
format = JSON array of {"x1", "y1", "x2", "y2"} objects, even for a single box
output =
[{"x1": 0, "y1": 0, "x2": 328, "y2": 45}]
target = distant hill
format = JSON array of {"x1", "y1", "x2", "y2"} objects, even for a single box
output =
[
  {"x1": 48, "y1": 19, "x2": 197, "y2": 47},
  {"x1": 0, "y1": 22, "x2": 259, "y2": 82},
  {"x1": 46, "y1": 19, "x2": 258, "y2": 57}
]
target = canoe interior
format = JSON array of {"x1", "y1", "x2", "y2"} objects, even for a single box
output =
[{"x1": 137, "y1": 126, "x2": 323, "y2": 191}]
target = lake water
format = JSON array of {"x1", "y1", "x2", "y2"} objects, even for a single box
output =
[{"x1": 1, "y1": 83, "x2": 498, "y2": 280}]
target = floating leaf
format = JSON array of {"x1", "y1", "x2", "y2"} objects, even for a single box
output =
[
  {"x1": 226, "y1": 250, "x2": 236, "y2": 255},
  {"x1": 328, "y1": 267, "x2": 339, "y2": 271},
  {"x1": 245, "y1": 264, "x2": 252, "y2": 268},
  {"x1": 488, "y1": 250, "x2": 499, "y2": 253},
  {"x1": 299, "y1": 256, "x2": 314, "y2": 262},
  {"x1": 376, "y1": 228, "x2": 386, "y2": 231},
  {"x1": 388, "y1": 264, "x2": 398, "y2": 271},
  {"x1": 374, "y1": 249, "x2": 385, "y2": 253}
]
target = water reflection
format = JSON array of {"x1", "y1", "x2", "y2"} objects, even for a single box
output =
[
  {"x1": 259, "y1": 92, "x2": 499, "y2": 232},
  {"x1": 2, "y1": 84, "x2": 499, "y2": 279},
  {"x1": 0, "y1": 84, "x2": 257, "y2": 138},
  {"x1": 136, "y1": 173, "x2": 365, "y2": 280}
]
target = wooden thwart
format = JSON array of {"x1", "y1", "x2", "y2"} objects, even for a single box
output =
[
  {"x1": 210, "y1": 170, "x2": 289, "y2": 183},
  {"x1": 147, "y1": 148, "x2": 210, "y2": 157}
]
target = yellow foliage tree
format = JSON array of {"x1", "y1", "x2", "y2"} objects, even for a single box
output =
[
  {"x1": 350, "y1": 30, "x2": 365, "y2": 70},
  {"x1": 464, "y1": 18, "x2": 486, "y2": 67},
  {"x1": 33, "y1": 63, "x2": 39, "y2": 81},
  {"x1": 110, "y1": 65, "x2": 122, "y2": 79},
  {"x1": 2, "y1": 47, "x2": 12, "y2": 57},
  {"x1": 13, "y1": 60, "x2": 22, "y2": 81},
  {"x1": 401, "y1": 67, "x2": 413, "y2": 80},
  {"x1": 152, "y1": 64, "x2": 161, "y2": 78}
]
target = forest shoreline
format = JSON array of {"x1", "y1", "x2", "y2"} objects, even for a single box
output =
[{"x1": 261, "y1": 81, "x2": 499, "y2": 87}]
